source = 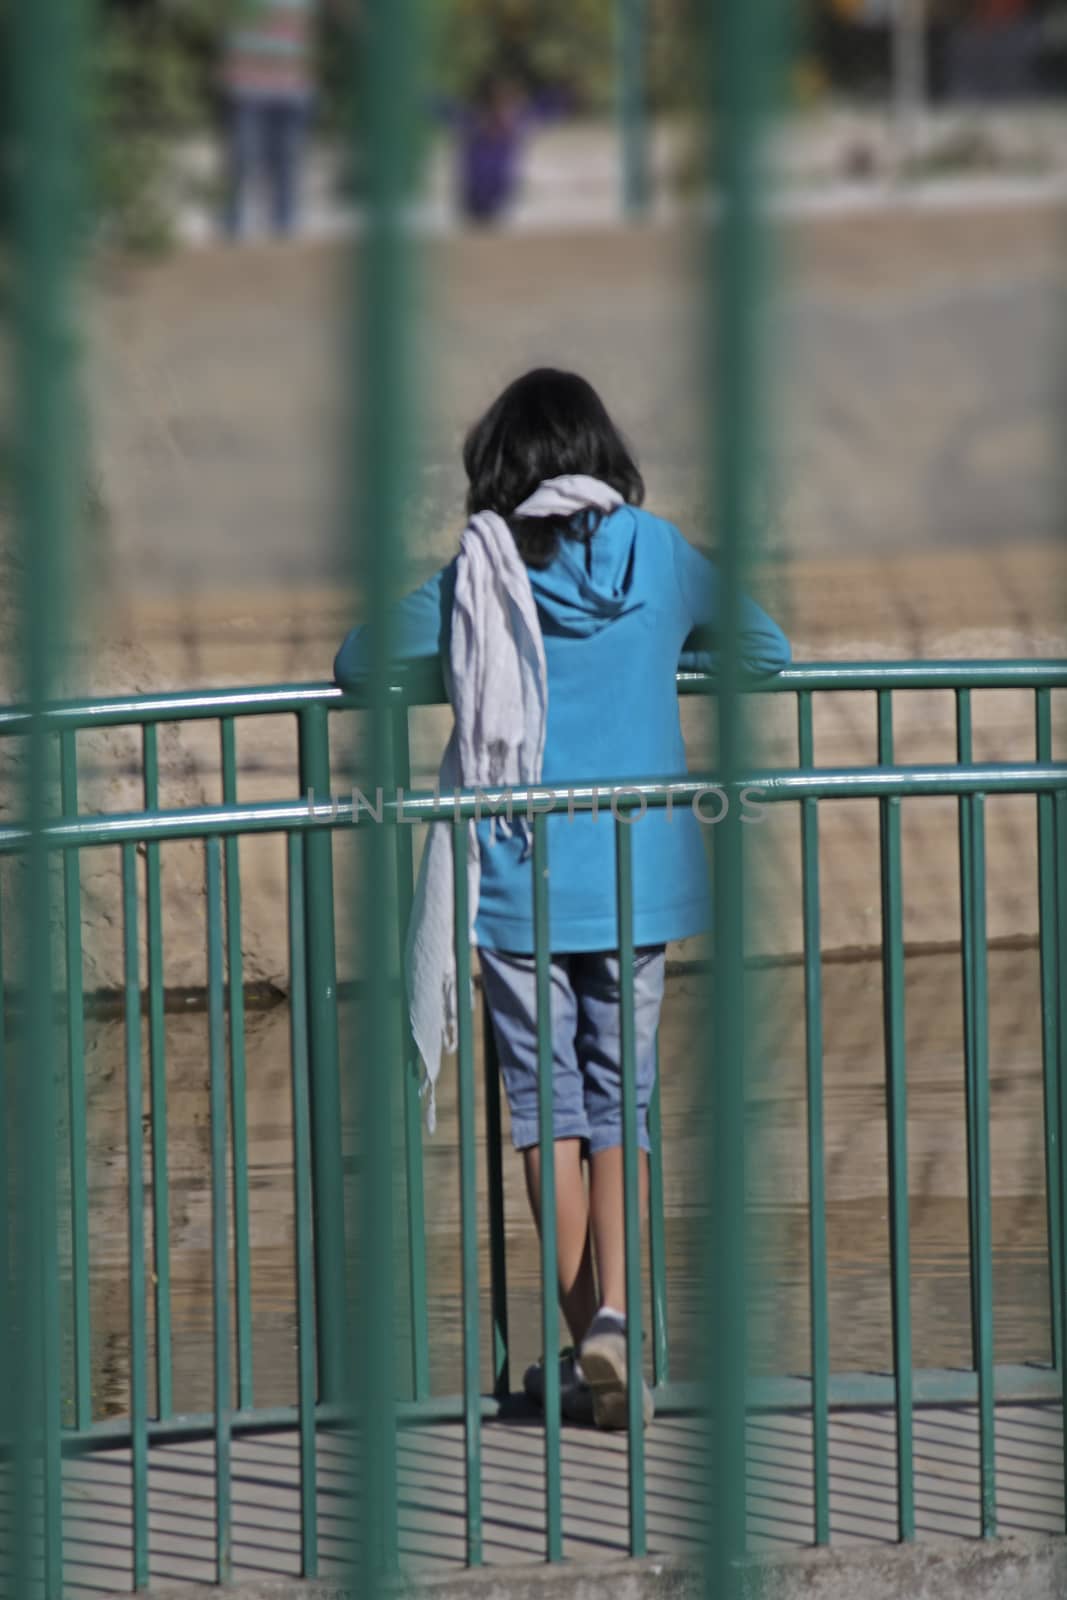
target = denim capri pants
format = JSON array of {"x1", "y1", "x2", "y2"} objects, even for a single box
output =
[{"x1": 478, "y1": 947, "x2": 667, "y2": 1156}]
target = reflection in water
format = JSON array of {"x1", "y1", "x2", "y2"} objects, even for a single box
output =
[{"x1": 74, "y1": 948, "x2": 1051, "y2": 1421}]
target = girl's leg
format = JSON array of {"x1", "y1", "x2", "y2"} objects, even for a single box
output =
[
  {"x1": 522, "y1": 1139, "x2": 599, "y2": 1346},
  {"x1": 266, "y1": 100, "x2": 308, "y2": 235},
  {"x1": 580, "y1": 1146, "x2": 656, "y2": 1431},
  {"x1": 589, "y1": 1146, "x2": 648, "y2": 1314},
  {"x1": 478, "y1": 949, "x2": 597, "y2": 1348},
  {"x1": 223, "y1": 96, "x2": 261, "y2": 239},
  {"x1": 576, "y1": 948, "x2": 666, "y2": 1314}
]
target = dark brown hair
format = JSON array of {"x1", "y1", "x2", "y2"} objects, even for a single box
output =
[{"x1": 463, "y1": 368, "x2": 644, "y2": 567}]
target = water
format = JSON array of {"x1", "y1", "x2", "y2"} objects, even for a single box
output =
[{"x1": 69, "y1": 946, "x2": 1052, "y2": 1424}]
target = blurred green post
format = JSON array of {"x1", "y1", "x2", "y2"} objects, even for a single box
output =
[
  {"x1": 617, "y1": 0, "x2": 649, "y2": 217},
  {"x1": 892, "y1": 0, "x2": 927, "y2": 177},
  {"x1": 5, "y1": 0, "x2": 87, "y2": 1595},
  {"x1": 702, "y1": 0, "x2": 783, "y2": 1595},
  {"x1": 352, "y1": 0, "x2": 424, "y2": 1588}
]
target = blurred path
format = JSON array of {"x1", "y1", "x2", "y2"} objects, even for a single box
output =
[
  {"x1": 170, "y1": 110, "x2": 1067, "y2": 243},
  {"x1": 91, "y1": 205, "x2": 1065, "y2": 612}
]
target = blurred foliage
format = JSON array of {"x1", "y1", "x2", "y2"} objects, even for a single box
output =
[
  {"x1": 90, "y1": 1, "x2": 225, "y2": 251},
  {"x1": 98, "y1": 0, "x2": 696, "y2": 248},
  {"x1": 0, "y1": 0, "x2": 709, "y2": 253},
  {"x1": 0, "y1": 0, "x2": 236, "y2": 252},
  {"x1": 2, "y1": 0, "x2": 1054, "y2": 252},
  {"x1": 0, "y1": 0, "x2": 225, "y2": 253},
  {"x1": 432, "y1": 0, "x2": 693, "y2": 112}
]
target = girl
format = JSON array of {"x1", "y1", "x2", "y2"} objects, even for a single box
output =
[{"x1": 334, "y1": 368, "x2": 791, "y2": 1429}]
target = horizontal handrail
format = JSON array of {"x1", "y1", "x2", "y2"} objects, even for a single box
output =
[
  {"x1": 0, "y1": 659, "x2": 1064, "y2": 734},
  {"x1": 0, "y1": 681, "x2": 349, "y2": 734},
  {"x1": 1, "y1": 762, "x2": 1064, "y2": 851},
  {"x1": 678, "y1": 658, "x2": 1067, "y2": 694}
]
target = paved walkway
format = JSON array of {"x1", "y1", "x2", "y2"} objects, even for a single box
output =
[
  {"x1": 65, "y1": 1403, "x2": 1062, "y2": 1596},
  {"x1": 91, "y1": 204, "x2": 1066, "y2": 603},
  {"x1": 172, "y1": 110, "x2": 1067, "y2": 244}
]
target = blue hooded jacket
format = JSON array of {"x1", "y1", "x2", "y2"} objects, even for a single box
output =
[{"x1": 334, "y1": 506, "x2": 791, "y2": 953}]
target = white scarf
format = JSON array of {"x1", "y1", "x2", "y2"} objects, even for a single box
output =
[{"x1": 406, "y1": 474, "x2": 624, "y2": 1130}]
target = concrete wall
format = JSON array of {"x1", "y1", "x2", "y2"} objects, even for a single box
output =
[{"x1": 106, "y1": 1538, "x2": 1067, "y2": 1600}]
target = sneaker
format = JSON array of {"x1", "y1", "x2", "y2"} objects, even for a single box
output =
[
  {"x1": 579, "y1": 1311, "x2": 655, "y2": 1431},
  {"x1": 523, "y1": 1347, "x2": 595, "y2": 1426}
]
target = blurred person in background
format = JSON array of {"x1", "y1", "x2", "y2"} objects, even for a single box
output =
[
  {"x1": 457, "y1": 72, "x2": 530, "y2": 226},
  {"x1": 221, "y1": 0, "x2": 316, "y2": 239}
]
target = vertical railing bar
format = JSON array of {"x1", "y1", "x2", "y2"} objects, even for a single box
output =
[
  {"x1": 705, "y1": 777, "x2": 749, "y2": 1579},
  {"x1": 533, "y1": 813, "x2": 563, "y2": 1562},
  {"x1": 122, "y1": 844, "x2": 150, "y2": 1586},
  {"x1": 0, "y1": 882, "x2": 7, "y2": 1476},
  {"x1": 615, "y1": 816, "x2": 648, "y2": 1556},
  {"x1": 646, "y1": 1058, "x2": 670, "y2": 1389},
  {"x1": 390, "y1": 705, "x2": 431, "y2": 1402},
  {"x1": 0, "y1": 889, "x2": 11, "y2": 1584},
  {"x1": 297, "y1": 707, "x2": 346, "y2": 1407},
  {"x1": 287, "y1": 833, "x2": 319, "y2": 1578},
  {"x1": 44, "y1": 919, "x2": 63, "y2": 1599},
  {"x1": 206, "y1": 840, "x2": 232, "y2": 1585},
  {"x1": 1055, "y1": 788, "x2": 1067, "y2": 1536},
  {"x1": 965, "y1": 797, "x2": 997, "y2": 1537},
  {"x1": 798, "y1": 692, "x2": 830, "y2": 1545},
  {"x1": 0, "y1": 888, "x2": 6, "y2": 1387},
  {"x1": 877, "y1": 690, "x2": 915, "y2": 1541},
  {"x1": 59, "y1": 730, "x2": 92, "y2": 1433},
  {"x1": 221, "y1": 717, "x2": 254, "y2": 1411},
  {"x1": 1036, "y1": 689, "x2": 1063, "y2": 1372},
  {"x1": 482, "y1": 995, "x2": 510, "y2": 1400},
  {"x1": 453, "y1": 822, "x2": 483, "y2": 1566},
  {"x1": 142, "y1": 725, "x2": 173, "y2": 1421},
  {"x1": 956, "y1": 689, "x2": 982, "y2": 1373}
]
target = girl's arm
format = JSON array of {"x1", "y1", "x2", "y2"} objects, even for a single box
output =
[
  {"x1": 333, "y1": 562, "x2": 456, "y2": 687},
  {"x1": 672, "y1": 529, "x2": 791, "y2": 677}
]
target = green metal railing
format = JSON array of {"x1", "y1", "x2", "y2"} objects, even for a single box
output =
[
  {"x1": 4, "y1": 0, "x2": 1064, "y2": 1594},
  {"x1": 0, "y1": 660, "x2": 1064, "y2": 1590}
]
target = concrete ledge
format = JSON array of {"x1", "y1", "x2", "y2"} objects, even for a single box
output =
[{"x1": 110, "y1": 1536, "x2": 1067, "y2": 1600}]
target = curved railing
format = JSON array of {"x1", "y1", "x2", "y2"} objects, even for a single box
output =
[{"x1": 1, "y1": 659, "x2": 1065, "y2": 1579}]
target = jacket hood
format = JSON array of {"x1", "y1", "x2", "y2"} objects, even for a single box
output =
[{"x1": 528, "y1": 505, "x2": 644, "y2": 638}]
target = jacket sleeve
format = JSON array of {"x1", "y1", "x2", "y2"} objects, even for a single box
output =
[
  {"x1": 671, "y1": 528, "x2": 791, "y2": 677},
  {"x1": 333, "y1": 562, "x2": 456, "y2": 688}
]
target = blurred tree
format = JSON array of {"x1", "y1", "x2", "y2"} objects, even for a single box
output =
[
  {"x1": 433, "y1": 0, "x2": 694, "y2": 114},
  {"x1": 1, "y1": 0, "x2": 700, "y2": 252},
  {"x1": 91, "y1": 0, "x2": 229, "y2": 250},
  {"x1": 0, "y1": 0, "x2": 235, "y2": 252}
]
